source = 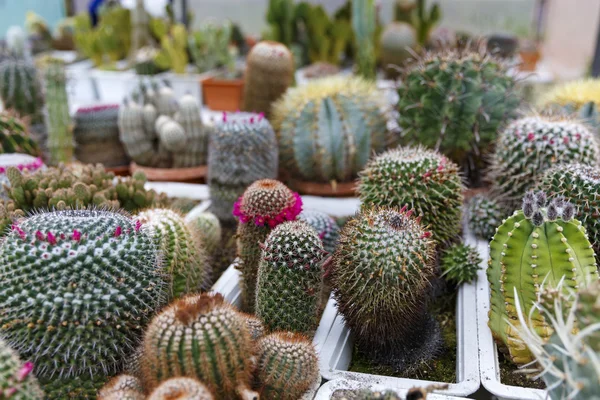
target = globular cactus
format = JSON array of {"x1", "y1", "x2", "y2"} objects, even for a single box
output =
[
  {"x1": 0, "y1": 154, "x2": 44, "y2": 200},
  {"x1": 0, "y1": 210, "x2": 167, "y2": 392},
  {"x1": 174, "y1": 94, "x2": 209, "y2": 167},
  {"x1": 148, "y1": 378, "x2": 214, "y2": 400},
  {"x1": 272, "y1": 76, "x2": 389, "y2": 186},
  {"x1": 239, "y1": 312, "x2": 265, "y2": 340},
  {"x1": 488, "y1": 191, "x2": 599, "y2": 365},
  {"x1": 234, "y1": 179, "x2": 303, "y2": 312},
  {"x1": 466, "y1": 194, "x2": 507, "y2": 240},
  {"x1": 397, "y1": 48, "x2": 520, "y2": 184},
  {"x1": 540, "y1": 78, "x2": 600, "y2": 132},
  {"x1": 298, "y1": 209, "x2": 340, "y2": 253},
  {"x1": 440, "y1": 243, "x2": 481, "y2": 285},
  {"x1": 0, "y1": 113, "x2": 41, "y2": 156},
  {"x1": 208, "y1": 113, "x2": 278, "y2": 222},
  {"x1": 140, "y1": 293, "x2": 257, "y2": 399},
  {"x1": 489, "y1": 115, "x2": 600, "y2": 212},
  {"x1": 0, "y1": 338, "x2": 43, "y2": 400},
  {"x1": 380, "y1": 22, "x2": 417, "y2": 78},
  {"x1": 352, "y1": 0, "x2": 377, "y2": 80},
  {"x1": 256, "y1": 332, "x2": 319, "y2": 400},
  {"x1": 142, "y1": 103, "x2": 158, "y2": 138},
  {"x1": 242, "y1": 41, "x2": 295, "y2": 119},
  {"x1": 0, "y1": 56, "x2": 44, "y2": 124},
  {"x1": 331, "y1": 207, "x2": 440, "y2": 368},
  {"x1": 186, "y1": 211, "x2": 222, "y2": 257},
  {"x1": 358, "y1": 146, "x2": 464, "y2": 244},
  {"x1": 97, "y1": 375, "x2": 145, "y2": 400},
  {"x1": 156, "y1": 115, "x2": 187, "y2": 152},
  {"x1": 256, "y1": 221, "x2": 326, "y2": 334}
]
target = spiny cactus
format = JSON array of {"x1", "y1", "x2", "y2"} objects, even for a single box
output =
[
  {"x1": 242, "y1": 41, "x2": 294, "y2": 119},
  {"x1": 173, "y1": 94, "x2": 209, "y2": 167},
  {"x1": 272, "y1": 76, "x2": 390, "y2": 186},
  {"x1": 239, "y1": 312, "x2": 266, "y2": 340},
  {"x1": 441, "y1": 243, "x2": 481, "y2": 285},
  {"x1": 352, "y1": 0, "x2": 377, "y2": 80},
  {"x1": 298, "y1": 209, "x2": 340, "y2": 253},
  {"x1": 256, "y1": 221, "x2": 326, "y2": 334},
  {"x1": 358, "y1": 146, "x2": 464, "y2": 244},
  {"x1": 0, "y1": 56, "x2": 44, "y2": 124},
  {"x1": 466, "y1": 193, "x2": 507, "y2": 240},
  {"x1": 256, "y1": 332, "x2": 319, "y2": 400},
  {"x1": 0, "y1": 113, "x2": 41, "y2": 156},
  {"x1": 540, "y1": 78, "x2": 600, "y2": 132},
  {"x1": 397, "y1": 48, "x2": 520, "y2": 184},
  {"x1": 0, "y1": 338, "x2": 43, "y2": 400},
  {"x1": 208, "y1": 112, "x2": 278, "y2": 222},
  {"x1": 488, "y1": 191, "x2": 599, "y2": 365},
  {"x1": 118, "y1": 99, "x2": 160, "y2": 167},
  {"x1": 140, "y1": 293, "x2": 257, "y2": 399},
  {"x1": 0, "y1": 154, "x2": 44, "y2": 200},
  {"x1": 234, "y1": 179, "x2": 302, "y2": 312},
  {"x1": 148, "y1": 378, "x2": 214, "y2": 400},
  {"x1": 331, "y1": 207, "x2": 440, "y2": 368},
  {"x1": 187, "y1": 211, "x2": 221, "y2": 257},
  {"x1": 380, "y1": 22, "x2": 416, "y2": 78},
  {"x1": 97, "y1": 375, "x2": 144, "y2": 400}
]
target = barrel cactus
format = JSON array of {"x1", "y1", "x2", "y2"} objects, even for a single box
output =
[
  {"x1": 0, "y1": 338, "x2": 43, "y2": 400},
  {"x1": 148, "y1": 378, "x2": 214, "y2": 400},
  {"x1": 272, "y1": 76, "x2": 390, "y2": 186},
  {"x1": 97, "y1": 375, "x2": 144, "y2": 400},
  {"x1": 380, "y1": 22, "x2": 416, "y2": 78},
  {"x1": 0, "y1": 56, "x2": 44, "y2": 124},
  {"x1": 440, "y1": 243, "x2": 481, "y2": 285},
  {"x1": 0, "y1": 113, "x2": 41, "y2": 156},
  {"x1": 488, "y1": 191, "x2": 599, "y2": 365},
  {"x1": 466, "y1": 193, "x2": 507, "y2": 240},
  {"x1": 298, "y1": 209, "x2": 340, "y2": 253},
  {"x1": 540, "y1": 78, "x2": 600, "y2": 132},
  {"x1": 358, "y1": 146, "x2": 464, "y2": 244}
]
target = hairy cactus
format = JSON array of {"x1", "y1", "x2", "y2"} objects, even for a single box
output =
[
  {"x1": 187, "y1": 211, "x2": 221, "y2": 257},
  {"x1": 173, "y1": 94, "x2": 209, "y2": 167},
  {"x1": 156, "y1": 115, "x2": 186, "y2": 152},
  {"x1": 466, "y1": 193, "x2": 507, "y2": 240},
  {"x1": 488, "y1": 191, "x2": 599, "y2": 365},
  {"x1": 352, "y1": 0, "x2": 377, "y2": 80},
  {"x1": 208, "y1": 113, "x2": 278, "y2": 222},
  {"x1": 140, "y1": 293, "x2": 257, "y2": 399},
  {"x1": 243, "y1": 41, "x2": 294, "y2": 119},
  {"x1": 256, "y1": 221, "x2": 326, "y2": 334},
  {"x1": 0, "y1": 113, "x2": 41, "y2": 156},
  {"x1": 234, "y1": 179, "x2": 303, "y2": 312},
  {"x1": 0, "y1": 56, "x2": 44, "y2": 124},
  {"x1": 256, "y1": 332, "x2": 319, "y2": 400},
  {"x1": 540, "y1": 78, "x2": 600, "y2": 132},
  {"x1": 148, "y1": 378, "x2": 214, "y2": 400},
  {"x1": 97, "y1": 375, "x2": 144, "y2": 400},
  {"x1": 331, "y1": 207, "x2": 440, "y2": 368},
  {"x1": 441, "y1": 243, "x2": 481, "y2": 285},
  {"x1": 397, "y1": 48, "x2": 520, "y2": 184},
  {"x1": 0, "y1": 338, "x2": 43, "y2": 400},
  {"x1": 272, "y1": 76, "x2": 389, "y2": 185},
  {"x1": 298, "y1": 209, "x2": 340, "y2": 253},
  {"x1": 380, "y1": 22, "x2": 416, "y2": 78},
  {"x1": 358, "y1": 146, "x2": 464, "y2": 244}
]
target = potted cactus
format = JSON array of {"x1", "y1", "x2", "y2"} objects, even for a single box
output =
[{"x1": 201, "y1": 48, "x2": 244, "y2": 112}]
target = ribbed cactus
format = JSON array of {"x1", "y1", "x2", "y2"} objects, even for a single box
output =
[
  {"x1": 331, "y1": 207, "x2": 440, "y2": 368},
  {"x1": 488, "y1": 116, "x2": 600, "y2": 211},
  {"x1": 0, "y1": 56, "x2": 44, "y2": 124},
  {"x1": 256, "y1": 221, "x2": 326, "y2": 334},
  {"x1": 358, "y1": 146, "x2": 464, "y2": 244},
  {"x1": 441, "y1": 243, "x2": 481, "y2": 285},
  {"x1": 352, "y1": 0, "x2": 377, "y2": 80},
  {"x1": 239, "y1": 312, "x2": 266, "y2": 340},
  {"x1": 97, "y1": 375, "x2": 145, "y2": 400},
  {"x1": 0, "y1": 338, "x2": 43, "y2": 400},
  {"x1": 234, "y1": 179, "x2": 303, "y2": 312},
  {"x1": 272, "y1": 76, "x2": 389, "y2": 185},
  {"x1": 140, "y1": 293, "x2": 257, "y2": 399},
  {"x1": 466, "y1": 193, "x2": 507, "y2": 240},
  {"x1": 298, "y1": 209, "x2": 340, "y2": 253},
  {"x1": 174, "y1": 94, "x2": 209, "y2": 167},
  {"x1": 256, "y1": 332, "x2": 319, "y2": 400},
  {"x1": 488, "y1": 191, "x2": 599, "y2": 365},
  {"x1": 540, "y1": 78, "x2": 600, "y2": 132},
  {"x1": 0, "y1": 154, "x2": 44, "y2": 200},
  {"x1": 119, "y1": 99, "x2": 159, "y2": 167},
  {"x1": 187, "y1": 211, "x2": 222, "y2": 257},
  {"x1": 208, "y1": 113, "x2": 278, "y2": 222},
  {"x1": 0, "y1": 113, "x2": 41, "y2": 156},
  {"x1": 148, "y1": 378, "x2": 214, "y2": 400},
  {"x1": 380, "y1": 22, "x2": 416, "y2": 78},
  {"x1": 243, "y1": 41, "x2": 294, "y2": 119}
]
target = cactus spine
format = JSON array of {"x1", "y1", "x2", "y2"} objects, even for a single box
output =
[
  {"x1": 0, "y1": 338, "x2": 43, "y2": 400},
  {"x1": 42, "y1": 58, "x2": 73, "y2": 165},
  {"x1": 441, "y1": 243, "x2": 481, "y2": 285},
  {"x1": 352, "y1": 0, "x2": 377, "y2": 80}
]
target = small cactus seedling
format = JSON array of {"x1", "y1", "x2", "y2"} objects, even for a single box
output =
[
  {"x1": 298, "y1": 209, "x2": 340, "y2": 253},
  {"x1": 466, "y1": 193, "x2": 507, "y2": 240},
  {"x1": 0, "y1": 338, "x2": 43, "y2": 400},
  {"x1": 441, "y1": 243, "x2": 481, "y2": 285},
  {"x1": 147, "y1": 378, "x2": 214, "y2": 400}
]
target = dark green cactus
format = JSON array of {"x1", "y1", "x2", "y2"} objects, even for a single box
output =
[
  {"x1": 352, "y1": 0, "x2": 377, "y2": 80},
  {"x1": 0, "y1": 56, "x2": 44, "y2": 124},
  {"x1": 466, "y1": 193, "x2": 507, "y2": 240},
  {"x1": 147, "y1": 378, "x2": 213, "y2": 400},
  {"x1": 0, "y1": 113, "x2": 41, "y2": 156},
  {"x1": 0, "y1": 337, "x2": 43, "y2": 399},
  {"x1": 440, "y1": 243, "x2": 481, "y2": 285},
  {"x1": 298, "y1": 209, "x2": 340, "y2": 253}
]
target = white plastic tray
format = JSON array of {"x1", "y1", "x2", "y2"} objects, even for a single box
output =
[
  {"x1": 314, "y1": 379, "x2": 468, "y2": 400},
  {"x1": 156, "y1": 69, "x2": 218, "y2": 107}
]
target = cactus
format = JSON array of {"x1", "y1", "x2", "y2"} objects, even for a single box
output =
[
  {"x1": 256, "y1": 221, "x2": 326, "y2": 334},
  {"x1": 298, "y1": 209, "x2": 340, "y2": 253},
  {"x1": 380, "y1": 22, "x2": 417, "y2": 78},
  {"x1": 331, "y1": 207, "x2": 440, "y2": 368},
  {"x1": 173, "y1": 94, "x2": 209, "y2": 167},
  {"x1": 234, "y1": 179, "x2": 303, "y2": 312},
  {"x1": 488, "y1": 115, "x2": 600, "y2": 212},
  {"x1": 242, "y1": 41, "x2": 295, "y2": 119},
  {"x1": 0, "y1": 337, "x2": 43, "y2": 400},
  {"x1": 5, "y1": 26, "x2": 28, "y2": 58},
  {"x1": 118, "y1": 99, "x2": 159, "y2": 166},
  {"x1": 540, "y1": 78, "x2": 600, "y2": 132},
  {"x1": 239, "y1": 312, "x2": 266, "y2": 340},
  {"x1": 352, "y1": 0, "x2": 377, "y2": 80},
  {"x1": 264, "y1": 0, "x2": 296, "y2": 47},
  {"x1": 156, "y1": 115, "x2": 187, "y2": 152},
  {"x1": 358, "y1": 146, "x2": 464, "y2": 244},
  {"x1": 127, "y1": 0, "x2": 152, "y2": 66},
  {"x1": 208, "y1": 113, "x2": 278, "y2": 222},
  {"x1": 272, "y1": 76, "x2": 389, "y2": 185},
  {"x1": 0, "y1": 154, "x2": 44, "y2": 200},
  {"x1": 140, "y1": 293, "x2": 257, "y2": 399},
  {"x1": 466, "y1": 194, "x2": 507, "y2": 241},
  {"x1": 441, "y1": 243, "x2": 481, "y2": 285},
  {"x1": 97, "y1": 375, "x2": 145, "y2": 400},
  {"x1": 154, "y1": 24, "x2": 188, "y2": 74},
  {"x1": 0, "y1": 56, "x2": 44, "y2": 124},
  {"x1": 487, "y1": 191, "x2": 599, "y2": 365},
  {"x1": 148, "y1": 378, "x2": 214, "y2": 400},
  {"x1": 397, "y1": 48, "x2": 520, "y2": 184},
  {"x1": 0, "y1": 113, "x2": 41, "y2": 156},
  {"x1": 410, "y1": 0, "x2": 441, "y2": 45},
  {"x1": 256, "y1": 332, "x2": 319, "y2": 400},
  {"x1": 188, "y1": 20, "x2": 233, "y2": 73},
  {"x1": 0, "y1": 210, "x2": 166, "y2": 389},
  {"x1": 187, "y1": 211, "x2": 221, "y2": 257}
]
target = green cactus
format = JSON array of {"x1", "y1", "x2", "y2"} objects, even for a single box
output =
[
  {"x1": 298, "y1": 209, "x2": 340, "y2": 253},
  {"x1": 140, "y1": 293, "x2": 257, "y2": 399},
  {"x1": 411, "y1": 0, "x2": 441, "y2": 45},
  {"x1": 466, "y1": 194, "x2": 507, "y2": 241},
  {"x1": 256, "y1": 332, "x2": 319, "y2": 400},
  {"x1": 187, "y1": 211, "x2": 222, "y2": 257},
  {"x1": 0, "y1": 113, "x2": 41, "y2": 156},
  {"x1": 0, "y1": 337, "x2": 43, "y2": 400},
  {"x1": 264, "y1": 0, "x2": 295, "y2": 47},
  {"x1": 72, "y1": 13, "x2": 103, "y2": 66},
  {"x1": 358, "y1": 146, "x2": 464, "y2": 244},
  {"x1": 208, "y1": 113, "x2": 278, "y2": 222},
  {"x1": 488, "y1": 116, "x2": 600, "y2": 212},
  {"x1": 397, "y1": 48, "x2": 520, "y2": 185},
  {"x1": 488, "y1": 191, "x2": 599, "y2": 365},
  {"x1": 380, "y1": 22, "x2": 417, "y2": 78},
  {"x1": 154, "y1": 24, "x2": 188, "y2": 74},
  {"x1": 352, "y1": 0, "x2": 377, "y2": 80},
  {"x1": 441, "y1": 243, "x2": 481, "y2": 285},
  {"x1": 239, "y1": 312, "x2": 265, "y2": 340},
  {"x1": 0, "y1": 154, "x2": 44, "y2": 200},
  {"x1": 147, "y1": 378, "x2": 213, "y2": 400},
  {"x1": 0, "y1": 56, "x2": 44, "y2": 124},
  {"x1": 188, "y1": 20, "x2": 233, "y2": 73},
  {"x1": 173, "y1": 94, "x2": 209, "y2": 167},
  {"x1": 256, "y1": 221, "x2": 326, "y2": 334},
  {"x1": 127, "y1": 0, "x2": 152, "y2": 67},
  {"x1": 272, "y1": 76, "x2": 389, "y2": 186},
  {"x1": 331, "y1": 207, "x2": 440, "y2": 368},
  {"x1": 97, "y1": 375, "x2": 145, "y2": 400}
]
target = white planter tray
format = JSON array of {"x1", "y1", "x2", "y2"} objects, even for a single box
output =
[
  {"x1": 314, "y1": 379, "x2": 467, "y2": 400},
  {"x1": 89, "y1": 66, "x2": 138, "y2": 103},
  {"x1": 157, "y1": 69, "x2": 219, "y2": 106}
]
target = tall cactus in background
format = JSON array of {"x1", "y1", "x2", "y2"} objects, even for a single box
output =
[
  {"x1": 0, "y1": 337, "x2": 44, "y2": 400},
  {"x1": 127, "y1": 0, "x2": 152, "y2": 66},
  {"x1": 0, "y1": 56, "x2": 44, "y2": 124},
  {"x1": 154, "y1": 24, "x2": 188, "y2": 74},
  {"x1": 173, "y1": 94, "x2": 209, "y2": 167},
  {"x1": 352, "y1": 0, "x2": 377, "y2": 80}
]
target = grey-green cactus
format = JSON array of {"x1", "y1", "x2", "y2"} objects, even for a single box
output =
[
  {"x1": 298, "y1": 209, "x2": 340, "y2": 253},
  {"x1": 173, "y1": 94, "x2": 209, "y2": 167},
  {"x1": 466, "y1": 193, "x2": 507, "y2": 240}
]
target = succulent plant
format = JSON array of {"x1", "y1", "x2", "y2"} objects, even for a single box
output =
[
  {"x1": 154, "y1": 24, "x2": 188, "y2": 74},
  {"x1": 0, "y1": 337, "x2": 43, "y2": 400},
  {"x1": 340, "y1": 390, "x2": 402, "y2": 400},
  {"x1": 272, "y1": 76, "x2": 390, "y2": 186},
  {"x1": 148, "y1": 378, "x2": 214, "y2": 400},
  {"x1": 118, "y1": 99, "x2": 160, "y2": 167},
  {"x1": 256, "y1": 221, "x2": 326, "y2": 334},
  {"x1": 0, "y1": 56, "x2": 44, "y2": 124},
  {"x1": 239, "y1": 312, "x2": 266, "y2": 340},
  {"x1": 380, "y1": 22, "x2": 417, "y2": 78},
  {"x1": 466, "y1": 193, "x2": 507, "y2": 240},
  {"x1": 234, "y1": 179, "x2": 303, "y2": 312},
  {"x1": 440, "y1": 243, "x2": 481, "y2": 285},
  {"x1": 488, "y1": 115, "x2": 600, "y2": 212},
  {"x1": 0, "y1": 154, "x2": 44, "y2": 200},
  {"x1": 0, "y1": 113, "x2": 41, "y2": 156},
  {"x1": 208, "y1": 112, "x2": 278, "y2": 222},
  {"x1": 488, "y1": 191, "x2": 599, "y2": 365},
  {"x1": 298, "y1": 209, "x2": 340, "y2": 253},
  {"x1": 173, "y1": 94, "x2": 209, "y2": 167},
  {"x1": 358, "y1": 146, "x2": 464, "y2": 244},
  {"x1": 188, "y1": 20, "x2": 233, "y2": 73},
  {"x1": 186, "y1": 211, "x2": 221, "y2": 257},
  {"x1": 256, "y1": 332, "x2": 319, "y2": 400},
  {"x1": 97, "y1": 375, "x2": 145, "y2": 400},
  {"x1": 331, "y1": 207, "x2": 440, "y2": 368},
  {"x1": 352, "y1": 0, "x2": 377, "y2": 80},
  {"x1": 540, "y1": 78, "x2": 600, "y2": 132}
]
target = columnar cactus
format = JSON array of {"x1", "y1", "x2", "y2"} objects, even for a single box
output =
[
  {"x1": 208, "y1": 113, "x2": 278, "y2": 222},
  {"x1": 272, "y1": 76, "x2": 390, "y2": 185},
  {"x1": 358, "y1": 146, "x2": 464, "y2": 244},
  {"x1": 147, "y1": 378, "x2": 214, "y2": 400},
  {"x1": 256, "y1": 332, "x2": 319, "y2": 400},
  {"x1": 242, "y1": 41, "x2": 294, "y2": 119},
  {"x1": 331, "y1": 207, "x2": 440, "y2": 368},
  {"x1": 97, "y1": 375, "x2": 145, "y2": 400},
  {"x1": 140, "y1": 293, "x2": 257, "y2": 399},
  {"x1": 352, "y1": 0, "x2": 377, "y2": 80},
  {"x1": 0, "y1": 338, "x2": 43, "y2": 400},
  {"x1": 540, "y1": 78, "x2": 600, "y2": 132},
  {"x1": 0, "y1": 56, "x2": 44, "y2": 124},
  {"x1": 488, "y1": 191, "x2": 599, "y2": 365},
  {"x1": 118, "y1": 99, "x2": 159, "y2": 167},
  {"x1": 488, "y1": 116, "x2": 600, "y2": 211},
  {"x1": 441, "y1": 243, "x2": 481, "y2": 285},
  {"x1": 0, "y1": 113, "x2": 41, "y2": 156},
  {"x1": 234, "y1": 179, "x2": 303, "y2": 312},
  {"x1": 0, "y1": 210, "x2": 166, "y2": 390},
  {"x1": 466, "y1": 193, "x2": 507, "y2": 240},
  {"x1": 186, "y1": 211, "x2": 222, "y2": 257},
  {"x1": 256, "y1": 221, "x2": 326, "y2": 334},
  {"x1": 173, "y1": 94, "x2": 209, "y2": 167},
  {"x1": 298, "y1": 209, "x2": 340, "y2": 253}
]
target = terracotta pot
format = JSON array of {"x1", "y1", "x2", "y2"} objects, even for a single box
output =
[
  {"x1": 202, "y1": 77, "x2": 245, "y2": 112},
  {"x1": 105, "y1": 164, "x2": 131, "y2": 176},
  {"x1": 130, "y1": 162, "x2": 208, "y2": 183},
  {"x1": 519, "y1": 49, "x2": 541, "y2": 72},
  {"x1": 288, "y1": 179, "x2": 357, "y2": 197}
]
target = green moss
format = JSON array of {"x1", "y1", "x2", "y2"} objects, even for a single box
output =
[{"x1": 499, "y1": 351, "x2": 546, "y2": 389}]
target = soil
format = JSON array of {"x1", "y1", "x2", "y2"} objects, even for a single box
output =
[{"x1": 498, "y1": 351, "x2": 546, "y2": 389}]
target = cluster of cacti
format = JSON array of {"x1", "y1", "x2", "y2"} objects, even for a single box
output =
[
  {"x1": 186, "y1": 211, "x2": 222, "y2": 257},
  {"x1": 0, "y1": 338, "x2": 43, "y2": 399},
  {"x1": 380, "y1": 22, "x2": 417, "y2": 78},
  {"x1": 488, "y1": 115, "x2": 600, "y2": 211},
  {"x1": 358, "y1": 146, "x2": 464, "y2": 244},
  {"x1": 0, "y1": 113, "x2": 41, "y2": 156},
  {"x1": 188, "y1": 20, "x2": 233, "y2": 73},
  {"x1": 208, "y1": 112, "x2": 278, "y2": 222},
  {"x1": 466, "y1": 193, "x2": 507, "y2": 240},
  {"x1": 298, "y1": 209, "x2": 340, "y2": 253},
  {"x1": 272, "y1": 76, "x2": 390, "y2": 186},
  {"x1": 0, "y1": 154, "x2": 44, "y2": 200},
  {"x1": 488, "y1": 191, "x2": 599, "y2": 365},
  {"x1": 440, "y1": 243, "x2": 481, "y2": 285},
  {"x1": 397, "y1": 48, "x2": 520, "y2": 184},
  {"x1": 0, "y1": 55, "x2": 44, "y2": 124},
  {"x1": 153, "y1": 24, "x2": 188, "y2": 74},
  {"x1": 540, "y1": 78, "x2": 600, "y2": 132},
  {"x1": 352, "y1": 0, "x2": 377, "y2": 80}
]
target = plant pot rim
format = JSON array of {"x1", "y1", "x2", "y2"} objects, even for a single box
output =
[
  {"x1": 105, "y1": 164, "x2": 130, "y2": 176},
  {"x1": 130, "y1": 162, "x2": 207, "y2": 182},
  {"x1": 202, "y1": 76, "x2": 245, "y2": 86},
  {"x1": 288, "y1": 179, "x2": 358, "y2": 197},
  {"x1": 314, "y1": 379, "x2": 469, "y2": 400}
]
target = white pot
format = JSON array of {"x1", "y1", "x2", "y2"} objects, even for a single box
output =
[
  {"x1": 314, "y1": 379, "x2": 469, "y2": 400},
  {"x1": 156, "y1": 69, "x2": 220, "y2": 107},
  {"x1": 89, "y1": 66, "x2": 138, "y2": 103}
]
